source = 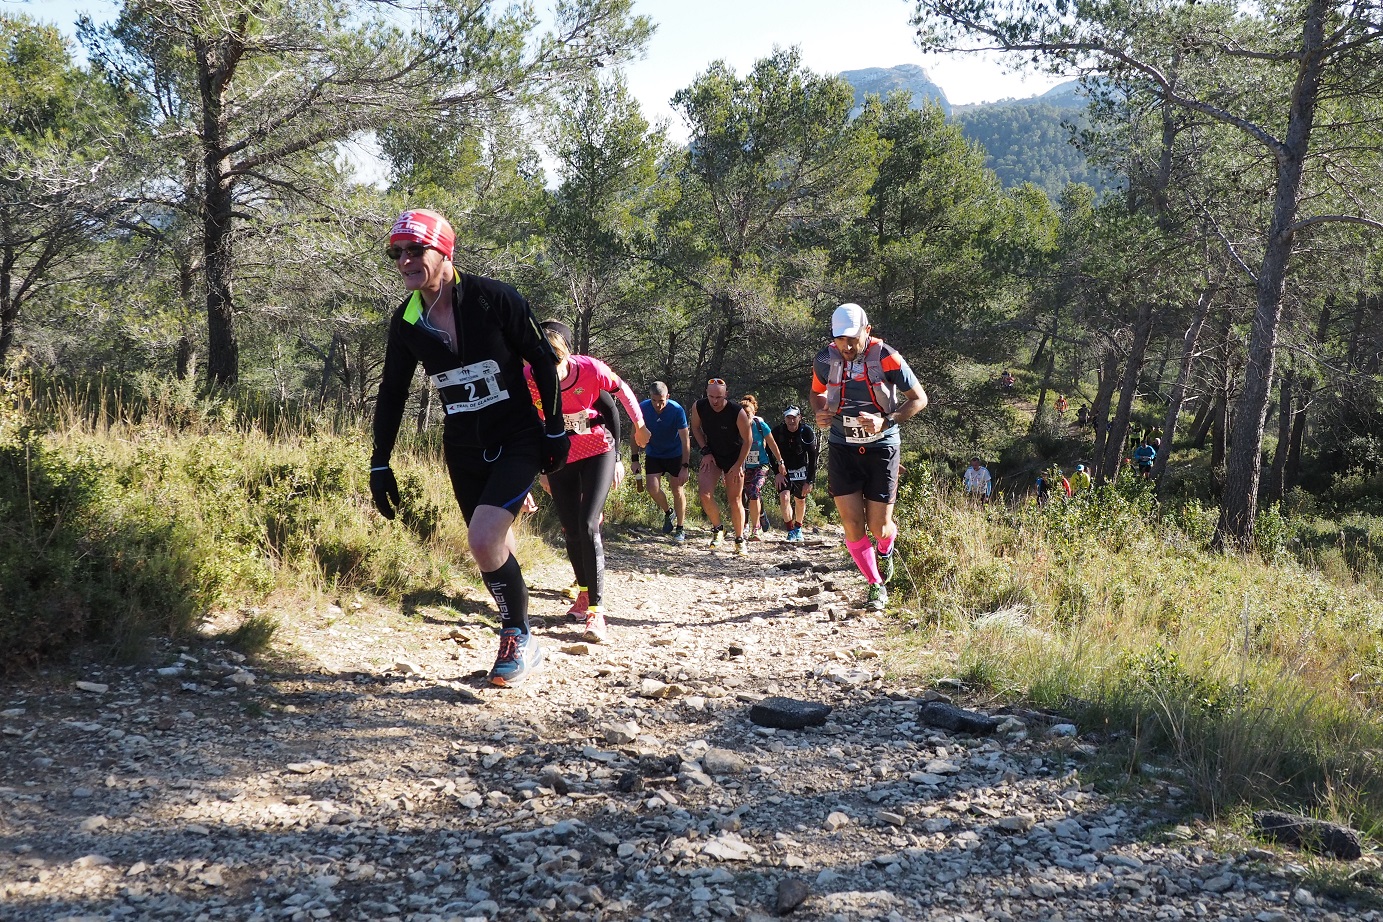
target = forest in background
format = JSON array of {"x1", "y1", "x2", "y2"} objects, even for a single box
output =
[{"x1": 4, "y1": 0, "x2": 1383, "y2": 550}]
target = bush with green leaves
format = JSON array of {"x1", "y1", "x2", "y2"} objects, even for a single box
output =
[
  {"x1": 0, "y1": 431, "x2": 216, "y2": 663},
  {"x1": 0, "y1": 373, "x2": 495, "y2": 663}
]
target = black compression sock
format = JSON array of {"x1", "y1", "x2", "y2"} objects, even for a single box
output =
[{"x1": 481, "y1": 554, "x2": 529, "y2": 633}]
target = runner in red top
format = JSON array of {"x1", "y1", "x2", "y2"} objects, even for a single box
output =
[{"x1": 524, "y1": 321, "x2": 649, "y2": 642}]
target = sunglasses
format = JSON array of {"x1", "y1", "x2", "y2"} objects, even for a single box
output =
[
  {"x1": 707, "y1": 378, "x2": 726, "y2": 387},
  {"x1": 385, "y1": 243, "x2": 429, "y2": 260}
]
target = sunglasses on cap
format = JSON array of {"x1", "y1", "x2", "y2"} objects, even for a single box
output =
[{"x1": 385, "y1": 243, "x2": 430, "y2": 260}]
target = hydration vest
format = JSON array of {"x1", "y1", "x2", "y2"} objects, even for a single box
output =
[{"x1": 824, "y1": 338, "x2": 900, "y2": 415}]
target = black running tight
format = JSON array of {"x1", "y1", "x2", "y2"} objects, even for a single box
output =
[{"x1": 546, "y1": 449, "x2": 616, "y2": 607}]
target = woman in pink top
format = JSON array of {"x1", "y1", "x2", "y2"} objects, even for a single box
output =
[{"x1": 525, "y1": 321, "x2": 649, "y2": 642}]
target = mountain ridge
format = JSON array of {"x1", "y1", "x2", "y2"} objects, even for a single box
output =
[{"x1": 838, "y1": 64, "x2": 1100, "y2": 198}]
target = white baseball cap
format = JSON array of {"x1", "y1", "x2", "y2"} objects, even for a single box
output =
[{"x1": 831, "y1": 303, "x2": 869, "y2": 338}]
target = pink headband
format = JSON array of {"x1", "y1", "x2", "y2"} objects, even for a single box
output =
[{"x1": 390, "y1": 209, "x2": 455, "y2": 260}]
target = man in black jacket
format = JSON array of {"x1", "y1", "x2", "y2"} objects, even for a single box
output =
[{"x1": 370, "y1": 208, "x2": 568, "y2": 687}]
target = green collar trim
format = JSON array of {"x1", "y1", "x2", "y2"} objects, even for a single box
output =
[{"x1": 402, "y1": 269, "x2": 461, "y2": 325}]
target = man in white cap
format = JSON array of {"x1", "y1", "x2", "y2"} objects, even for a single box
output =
[{"x1": 811, "y1": 303, "x2": 928, "y2": 610}]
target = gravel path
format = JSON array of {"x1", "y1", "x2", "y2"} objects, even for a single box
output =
[{"x1": 0, "y1": 525, "x2": 1375, "y2": 921}]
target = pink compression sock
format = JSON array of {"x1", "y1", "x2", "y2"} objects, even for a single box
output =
[
  {"x1": 876, "y1": 528, "x2": 896, "y2": 557},
  {"x1": 847, "y1": 536, "x2": 882, "y2": 584}
]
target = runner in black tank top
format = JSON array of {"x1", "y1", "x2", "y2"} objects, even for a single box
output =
[{"x1": 690, "y1": 379, "x2": 752, "y2": 555}]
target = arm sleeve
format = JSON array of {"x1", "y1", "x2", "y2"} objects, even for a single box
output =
[
  {"x1": 370, "y1": 312, "x2": 418, "y2": 468},
  {"x1": 591, "y1": 359, "x2": 645, "y2": 429},
  {"x1": 593, "y1": 388, "x2": 621, "y2": 450},
  {"x1": 496, "y1": 281, "x2": 564, "y2": 437}
]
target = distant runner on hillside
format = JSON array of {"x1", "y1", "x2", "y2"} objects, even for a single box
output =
[
  {"x1": 963, "y1": 456, "x2": 992, "y2": 502},
  {"x1": 370, "y1": 208, "x2": 567, "y2": 687},
  {"x1": 811, "y1": 304, "x2": 928, "y2": 611}
]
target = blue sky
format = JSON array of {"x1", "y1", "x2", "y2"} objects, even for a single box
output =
[{"x1": 19, "y1": 0, "x2": 1063, "y2": 135}]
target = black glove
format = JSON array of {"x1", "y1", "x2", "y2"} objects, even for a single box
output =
[
  {"x1": 370, "y1": 465, "x2": 400, "y2": 519},
  {"x1": 542, "y1": 432, "x2": 571, "y2": 474}
]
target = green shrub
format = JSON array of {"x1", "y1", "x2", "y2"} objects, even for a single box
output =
[{"x1": 0, "y1": 433, "x2": 215, "y2": 663}]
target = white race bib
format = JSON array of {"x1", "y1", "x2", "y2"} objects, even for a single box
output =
[
  {"x1": 843, "y1": 414, "x2": 886, "y2": 444},
  {"x1": 563, "y1": 411, "x2": 591, "y2": 434},
  {"x1": 433, "y1": 360, "x2": 508, "y2": 413},
  {"x1": 787, "y1": 466, "x2": 807, "y2": 482},
  {"x1": 745, "y1": 449, "x2": 760, "y2": 466}
]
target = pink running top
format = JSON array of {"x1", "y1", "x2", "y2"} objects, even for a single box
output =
[{"x1": 525, "y1": 354, "x2": 644, "y2": 463}]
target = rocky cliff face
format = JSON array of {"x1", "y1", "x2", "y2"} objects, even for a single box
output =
[{"x1": 839, "y1": 63, "x2": 951, "y2": 116}]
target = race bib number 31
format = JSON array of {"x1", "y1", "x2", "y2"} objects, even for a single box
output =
[
  {"x1": 842, "y1": 414, "x2": 886, "y2": 444},
  {"x1": 433, "y1": 360, "x2": 508, "y2": 413}
]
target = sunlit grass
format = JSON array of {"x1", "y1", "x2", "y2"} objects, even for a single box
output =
[{"x1": 889, "y1": 471, "x2": 1383, "y2": 834}]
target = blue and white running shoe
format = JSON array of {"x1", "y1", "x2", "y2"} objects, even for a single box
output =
[{"x1": 489, "y1": 628, "x2": 544, "y2": 687}]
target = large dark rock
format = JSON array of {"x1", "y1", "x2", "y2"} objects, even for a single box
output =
[
  {"x1": 1253, "y1": 811, "x2": 1363, "y2": 860},
  {"x1": 750, "y1": 697, "x2": 832, "y2": 730},
  {"x1": 775, "y1": 877, "x2": 810, "y2": 914},
  {"x1": 917, "y1": 701, "x2": 1001, "y2": 735}
]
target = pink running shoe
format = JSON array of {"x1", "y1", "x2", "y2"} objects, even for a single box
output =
[
  {"x1": 567, "y1": 589, "x2": 589, "y2": 621},
  {"x1": 583, "y1": 608, "x2": 609, "y2": 644}
]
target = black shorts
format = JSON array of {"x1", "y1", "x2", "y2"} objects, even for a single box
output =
[
  {"x1": 443, "y1": 432, "x2": 541, "y2": 522},
  {"x1": 827, "y1": 442, "x2": 900, "y2": 504},
  {"x1": 781, "y1": 477, "x2": 811, "y2": 500},
  {"x1": 645, "y1": 455, "x2": 687, "y2": 478}
]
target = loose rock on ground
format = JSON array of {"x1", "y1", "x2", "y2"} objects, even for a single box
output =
[{"x1": 1, "y1": 525, "x2": 1377, "y2": 921}]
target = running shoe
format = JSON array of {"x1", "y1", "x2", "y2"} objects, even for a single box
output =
[
  {"x1": 878, "y1": 551, "x2": 895, "y2": 585},
  {"x1": 583, "y1": 608, "x2": 609, "y2": 644},
  {"x1": 735, "y1": 537, "x2": 748, "y2": 556},
  {"x1": 760, "y1": 512, "x2": 771, "y2": 532},
  {"x1": 673, "y1": 527, "x2": 686, "y2": 543},
  {"x1": 662, "y1": 510, "x2": 675, "y2": 534},
  {"x1": 866, "y1": 583, "x2": 889, "y2": 612},
  {"x1": 489, "y1": 628, "x2": 544, "y2": 687},
  {"x1": 567, "y1": 589, "x2": 589, "y2": 621},
  {"x1": 709, "y1": 526, "x2": 724, "y2": 548},
  {"x1": 787, "y1": 527, "x2": 803, "y2": 542}
]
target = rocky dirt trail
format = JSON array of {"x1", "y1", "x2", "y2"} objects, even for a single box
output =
[{"x1": 1, "y1": 525, "x2": 1377, "y2": 922}]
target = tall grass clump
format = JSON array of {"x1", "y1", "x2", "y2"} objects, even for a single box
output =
[
  {"x1": 891, "y1": 470, "x2": 1383, "y2": 833},
  {"x1": 0, "y1": 368, "x2": 508, "y2": 666},
  {"x1": 0, "y1": 374, "x2": 216, "y2": 662}
]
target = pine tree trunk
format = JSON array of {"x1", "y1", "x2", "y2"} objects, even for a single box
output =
[
  {"x1": 1090, "y1": 349, "x2": 1121, "y2": 484},
  {"x1": 1286, "y1": 382, "x2": 1310, "y2": 491},
  {"x1": 1154, "y1": 287, "x2": 1215, "y2": 492},
  {"x1": 1101, "y1": 301, "x2": 1156, "y2": 480},
  {"x1": 1262, "y1": 366, "x2": 1293, "y2": 506},
  {"x1": 1217, "y1": 0, "x2": 1327, "y2": 543}
]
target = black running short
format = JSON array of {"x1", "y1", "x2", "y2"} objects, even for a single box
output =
[
  {"x1": 645, "y1": 455, "x2": 688, "y2": 478},
  {"x1": 443, "y1": 432, "x2": 541, "y2": 522},
  {"x1": 780, "y1": 475, "x2": 811, "y2": 500},
  {"x1": 827, "y1": 442, "x2": 900, "y2": 504}
]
